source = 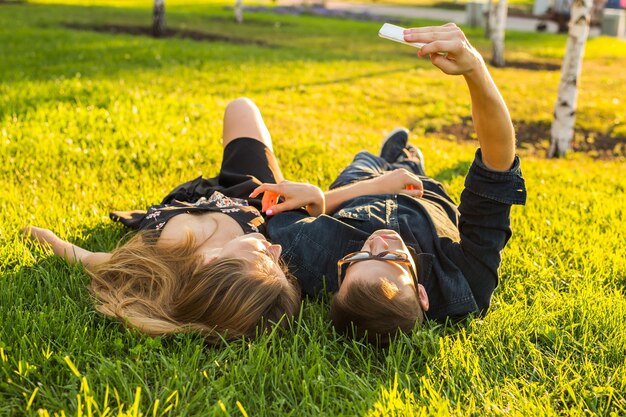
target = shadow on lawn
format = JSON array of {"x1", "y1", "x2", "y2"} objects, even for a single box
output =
[
  {"x1": 247, "y1": 65, "x2": 417, "y2": 94},
  {"x1": 62, "y1": 22, "x2": 276, "y2": 48}
]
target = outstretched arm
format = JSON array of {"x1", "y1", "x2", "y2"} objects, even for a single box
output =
[
  {"x1": 404, "y1": 25, "x2": 526, "y2": 310},
  {"x1": 250, "y1": 181, "x2": 326, "y2": 216},
  {"x1": 23, "y1": 226, "x2": 111, "y2": 270},
  {"x1": 324, "y1": 168, "x2": 424, "y2": 214},
  {"x1": 404, "y1": 24, "x2": 515, "y2": 171},
  {"x1": 252, "y1": 169, "x2": 424, "y2": 216}
]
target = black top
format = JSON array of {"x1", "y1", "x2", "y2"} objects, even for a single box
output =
[{"x1": 110, "y1": 191, "x2": 265, "y2": 235}]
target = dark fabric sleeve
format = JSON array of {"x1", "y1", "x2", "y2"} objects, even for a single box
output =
[
  {"x1": 109, "y1": 210, "x2": 147, "y2": 230},
  {"x1": 448, "y1": 149, "x2": 526, "y2": 310},
  {"x1": 464, "y1": 149, "x2": 527, "y2": 205}
]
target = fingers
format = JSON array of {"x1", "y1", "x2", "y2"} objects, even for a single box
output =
[
  {"x1": 249, "y1": 184, "x2": 282, "y2": 213},
  {"x1": 403, "y1": 24, "x2": 464, "y2": 44},
  {"x1": 400, "y1": 188, "x2": 424, "y2": 198},
  {"x1": 22, "y1": 225, "x2": 43, "y2": 239},
  {"x1": 262, "y1": 191, "x2": 280, "y2": 213},
  {"x1": 265, "y1": 201, "x2": 295, "y2": 216},
  {"x1": 418, "y1": 40, "x2": 460, "y2": 57},
  {"x1": 402, "y1": 172, "x2": 424, "y2": 198},
  {"x1": 429, "y1": 51, "x2": 457, "y2": 74},
  {"x1": 22, "y1": 226, "x2": 55, "y2": 245},
  {"x1": 403, "y1": 24, "x2": 459, "y2": 35},
  {"x1": 249, "y1": 183, "x2": 280, "y2": 199},
  {"x1": 402, "y1": 180, "x2": 424, "y2": 197}
]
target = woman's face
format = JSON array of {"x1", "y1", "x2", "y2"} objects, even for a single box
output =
[
  {"x1": 219, "y1": 233, "x2": 282, "y2": 263},
  {"x1": 200, "y1": 233, "x2": 286, "y2": 280}
]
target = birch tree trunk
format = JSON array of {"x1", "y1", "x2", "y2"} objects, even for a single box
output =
[
  {"x1": 485, "y1": 0, "x2": 493, "y2": 38},
  {"x1": 234, "y1": 0, "x2": 244, "y2": 23},
  {"x1": 152, "y1": 0, "x2": 165, "y2": 37},
  {"x1": 549, "y1": 0, "x2": 593, "y2": 157},
  {"x1": 490, "y1": 0, "x2": 507, "y2": 67}
]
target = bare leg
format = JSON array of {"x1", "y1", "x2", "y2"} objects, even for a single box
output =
[
  {"x1": 222, "y1": 97, "x2": 284, "y2": 182},
  {"x1": 222, "y1": 97, "x2": 274, "y2": 152}
]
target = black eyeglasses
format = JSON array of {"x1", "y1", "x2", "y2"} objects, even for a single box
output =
[{"x1": 336, "y1": 250, "x2": 419, "y2": 290}]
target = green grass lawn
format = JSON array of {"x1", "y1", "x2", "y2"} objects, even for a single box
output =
[{"x1": 1, "y1": 0, "x2": 626, "y2": 415}]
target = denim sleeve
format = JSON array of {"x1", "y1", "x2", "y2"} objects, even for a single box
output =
[
  {"x1": 448, "y1": 149, "x2": 526, "y2": 310},
  {"x1": 464, "y1": 149, "x2": 526, "y2": 205}
]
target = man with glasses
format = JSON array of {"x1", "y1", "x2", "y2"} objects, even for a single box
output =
[{"x1": 263, "y1": 24, "x2": 527, "y2": 344}]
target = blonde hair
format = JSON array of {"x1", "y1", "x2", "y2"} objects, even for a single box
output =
[
  {"x1": 330, "y1": 277, "x2": 423, "y2": 345},
  {"x1": 87, "y1": 232, "x2": 300, "y2": 344}
]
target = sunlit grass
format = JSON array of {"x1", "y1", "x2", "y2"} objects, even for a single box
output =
[{"x1": 1, "y1": 0, "x2": 625, "y2": 415}]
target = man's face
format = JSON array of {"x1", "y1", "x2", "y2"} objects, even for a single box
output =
[{"x1": 338, "y1": 229, "x2": 429, "y2": 310}]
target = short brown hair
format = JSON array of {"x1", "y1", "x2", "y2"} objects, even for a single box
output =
[
  {"x1": 88, "y1": 232, "x2": 301, "y2": 344},
  {"x1": 330, "y1": 277, "x2": 423, "y2": 345}
]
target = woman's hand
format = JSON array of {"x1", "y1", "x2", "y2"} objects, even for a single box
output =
[
  {"x1": 365, "y1": 168, "x2": 424, "y2": 198},
  {"x1": 23, "y1": 225, "x2": 111, "y2": 268},
  {"x1": 403, "y1": 23, "x2": 484, "y2": 76},
  {"x1": 250, "y1": 181, "x2": 326, "y2": 217},
  {"x1": 23, "y1": 226, "x2": 60, "y2": 247}
]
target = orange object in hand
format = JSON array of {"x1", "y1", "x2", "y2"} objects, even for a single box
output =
[
  {"x1": 405, "y1": 185, "x2": 417, "y2": 191},
  {"x1": 261, "y1": 191, "x2": 280, "y2": 213}
]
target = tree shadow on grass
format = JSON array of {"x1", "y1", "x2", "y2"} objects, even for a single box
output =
[
  {"x1": 62, "y1": 22, "x2": 277, "y2": 48},
  {"x1": 247, "y1": 65, "x2": 417, "y2": 94}
]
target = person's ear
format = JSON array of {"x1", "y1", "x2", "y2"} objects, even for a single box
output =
[
  {"x1": 417, "y1": 284, "x2": 429, "y2": 311},
  {"x1": 202, "y1": 254, "x2": 219, "y2": 265}
]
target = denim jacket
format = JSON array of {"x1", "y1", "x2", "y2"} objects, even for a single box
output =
[{"x1": 267, "y1": 149, "x2": 527, "y2": 322}]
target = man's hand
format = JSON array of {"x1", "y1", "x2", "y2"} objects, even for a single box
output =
[
  {"x1": 404, "y1": 23, "x2": 515, "y2": 171},
  {"x1": 365, "y1": 168, "x2": 424, "y2": 198},
  {"x1": 403, "y1": 23, "x2": 485, "y2": 76},
  {"x1": 250, "y1": 181, "x2": 326, "y2": 217}
]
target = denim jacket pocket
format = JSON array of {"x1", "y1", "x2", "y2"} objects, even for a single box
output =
[{"x1": 335, "y1": 206, "x2": 372, "y2": 221}]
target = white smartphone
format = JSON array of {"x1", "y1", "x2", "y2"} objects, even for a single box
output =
[{"x1": 378, "y1": 23, "x2": 426, "y2": 49}]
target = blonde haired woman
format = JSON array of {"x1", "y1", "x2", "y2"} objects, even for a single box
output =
[{"x1": 24, "y1": 98, "x2": 322, "y2": 344}]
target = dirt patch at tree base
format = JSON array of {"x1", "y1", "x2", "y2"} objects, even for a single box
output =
[
  {"x1": 437, "y1": 117, "x2": 626, "y2": 159},
  {"x1": 498, "y1": 60, "x2": 561, "y2": 71},
  {"x1": 62, "y1": 23, "x2": 274, "y2": 47}
]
